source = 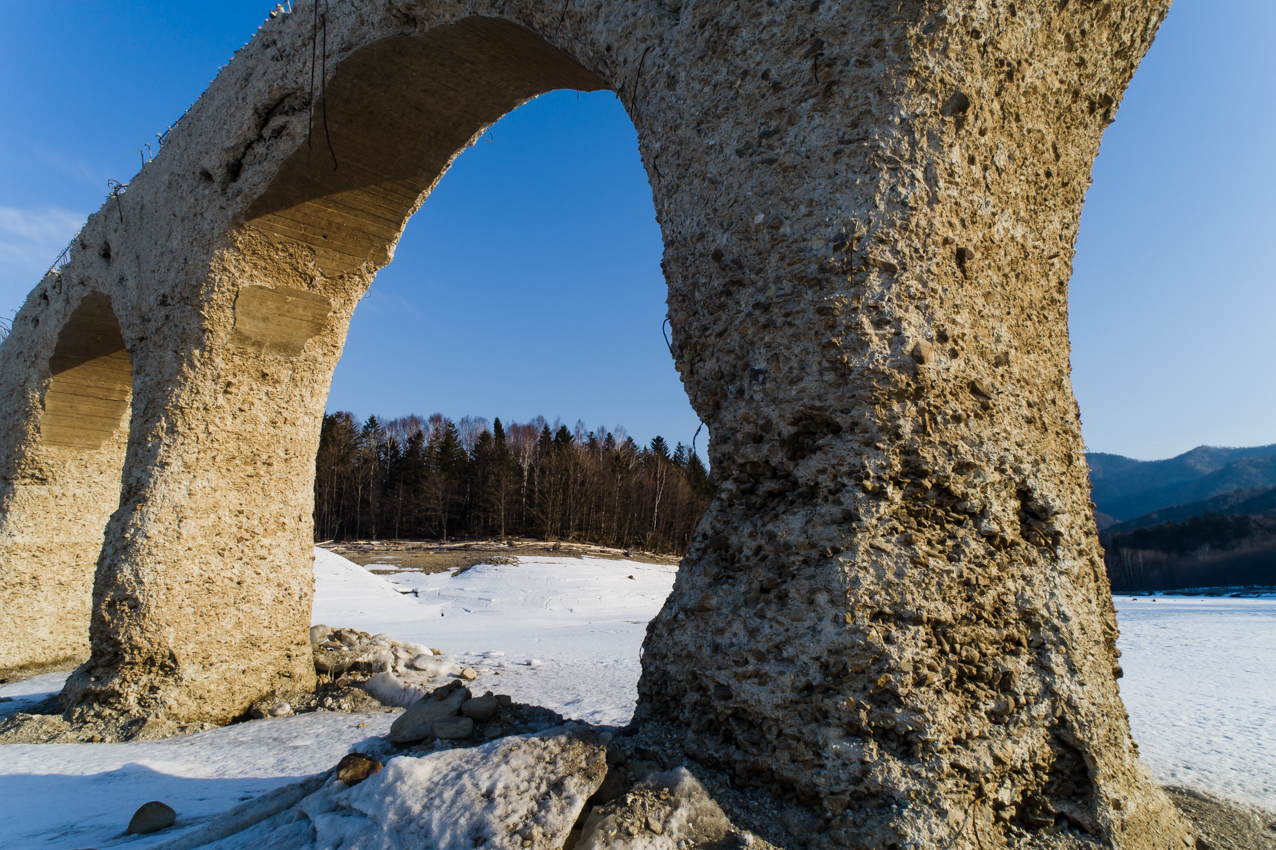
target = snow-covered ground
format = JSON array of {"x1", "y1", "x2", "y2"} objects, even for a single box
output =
[
  {"x1": 1114, "y1": 594, "x2": 1276, "y2": 808},
  {"x1": 0, "y1": 550, "x2": 676, "y2": 849},
  {"x1": 313, "y1": 548, "x2": 678, "y2": 726},
  {"x1": 0, "y1": 712, "x2": 398, "y2": 849},
  {"x1": 1, "y1": 550, "x2": 1272, "y2": 848}
]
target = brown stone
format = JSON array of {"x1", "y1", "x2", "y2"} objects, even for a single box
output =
[
  {"x1": 335, "y1": 752, "x2": 384, "y2": 786},
  {"x1": 126, "y1": 800, "x2": 176, "y2": 835},
  {"x1": 0, "y1": 2, "x2": 1193, "y2": 848}
]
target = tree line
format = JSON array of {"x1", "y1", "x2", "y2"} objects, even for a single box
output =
[
  {"x1": 314, "y1": 412, "x2": 714, "y2": 553},
  {"x1": 1102, "y1": 512, "x2": 1276, "y2": 591}
]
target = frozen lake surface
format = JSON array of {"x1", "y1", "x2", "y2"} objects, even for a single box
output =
[{"x1": 1114, "y1": 594, "x2": 1276, "y2": 808}]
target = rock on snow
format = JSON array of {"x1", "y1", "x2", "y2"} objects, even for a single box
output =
[{"x1": 154, "y1": 726, "x2": 608, "y2": 850}]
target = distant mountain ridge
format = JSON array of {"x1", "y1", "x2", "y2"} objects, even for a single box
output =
[
  {"x1": 1088, "y1": 443, "x2": 1276, "y2": 591},
  {"x1": 1108, "y1": 485, "x2": 1276, "y2": 533},
  {"x1": 1086, "y1": 444, "x2": 1276, "y2": 521}
]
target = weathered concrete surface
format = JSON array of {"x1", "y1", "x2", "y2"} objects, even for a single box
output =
[
  {"x1": 0, "y1": 287, "x2": 131, "y2": 679},
  {"x1": 0, "y1": 1, "x2": 1191, "y2": 847},
  {"x1": 636, "y1": 2, "x2": 1191, "y2": 848}
]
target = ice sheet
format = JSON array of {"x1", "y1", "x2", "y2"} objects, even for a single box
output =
[{"x1": 1115, "y1": 594, "x2": 1276, "y2": 807}]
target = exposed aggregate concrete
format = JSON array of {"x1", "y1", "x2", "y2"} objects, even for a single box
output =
[{"x1": 0, "y1": 1, "x2": 1191, "y2": 847}]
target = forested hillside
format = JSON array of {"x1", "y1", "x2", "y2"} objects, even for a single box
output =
[
  {"x1": 314, "y1": 412, "x2": 713, "y2": 554},
  {"x1": 1090, "y1": 445, "x2": 1276, "y2": 590},
  {"x1": 1087, "y1": 444, "x2": 1276, "y2": 520},
  {"x1": 1102, "y1": 512, "x2": 1276, "y2": 591}
]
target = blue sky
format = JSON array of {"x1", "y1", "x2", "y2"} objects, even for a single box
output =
[{"x1": 0, "y1": 1, "x2": 1272, "y2": 461}]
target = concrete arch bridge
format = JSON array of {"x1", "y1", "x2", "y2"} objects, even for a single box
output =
[{"x1": 0, "y1": 2, "x2": 1189, "y2": 847}]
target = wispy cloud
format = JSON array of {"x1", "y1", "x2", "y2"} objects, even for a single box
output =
[
  {"x1": 30, "y1": 147, "x2": 109, "y2": 192},
  {"x1": 0, "y1": 206, "x2": 86, "y2": 313},
  {"x1": 0, "y1": 206, "x2": 84, "y2": 246}
]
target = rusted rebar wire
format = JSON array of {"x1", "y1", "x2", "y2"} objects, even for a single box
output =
[
  {"x1": 307, "y1": 0, "x2": 337, "y2": 169},
  {"x1": 45, "y1": 229, "x2": 82, "y2": 277},
  {"x1": 155, "y1": 110, "x2": 186, "y2": 147},
  {"x1": 320, "y1": 0, "x2": 337, "y2": 169},
  {"x1": 107, "y1": 179, "x2": 127, "y2": 224}
]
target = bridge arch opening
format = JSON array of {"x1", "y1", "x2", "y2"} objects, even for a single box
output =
[
  {"x1": 40, "y1": 291, "x2": 132, "y2": 450},
  {"x1": 240, "y1": 14, "x2": 701, "y2": 552},
  {"x1": 245, "y1": 17, "x2": 608, "y2": 278}
]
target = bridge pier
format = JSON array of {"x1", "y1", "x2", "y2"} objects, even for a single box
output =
[
  {"x1": 636, "y1": 1, "x2": 1188, "y2": 845},
  {"x1": 0, "y1": 289, "x2": 132, "y2": 680}
]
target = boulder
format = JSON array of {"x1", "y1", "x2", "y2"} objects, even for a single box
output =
[
  {"x1": 434, "y1": 716, "x2": 475, "y2": 740},
  {"x1": 390, "y1": 684, "x2": 470, "y2": 744},
  {"x1": 126, "y1": 800, "x2": 177, "y2": 835},
  {"x1": 462, "y1": 691, "x2": 500, "y2": 723}
]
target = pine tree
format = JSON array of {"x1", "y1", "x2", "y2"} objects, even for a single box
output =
[
  {"x1": 672, "y1": 442, "x2": 687, "y2": 467},
  {"x1": 684, "y1": 452, "x2": 713, "y2": 498},
  {"x1": 399, "y1": 429, "x2": 428, "y2": 537},
  {"x1": 356, "y1": 416, "x2": 387, "y2": 540},
  {"x1": 424, "y1": 419, "x2": 468, "y2": 541},
  {"x1": 315, "y1": 412, "x2": 359, "y2": 540},
  {"x1": 488, "y1": 417, "x2": 519, "y2": 540}
]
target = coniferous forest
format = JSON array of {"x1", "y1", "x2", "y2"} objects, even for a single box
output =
[{"x1": 313, "y1": 413, "x2": 714, "y2": 554}]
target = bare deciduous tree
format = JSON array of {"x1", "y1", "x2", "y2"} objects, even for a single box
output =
[{"x1": 314, "y1": 410, "x2": 713, "y2": 553}]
